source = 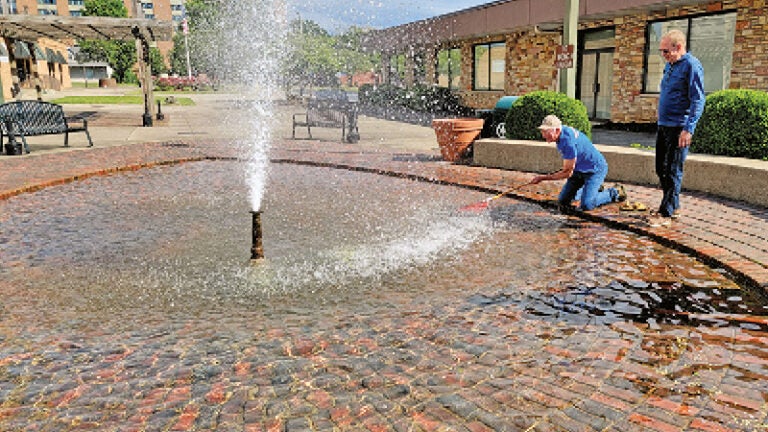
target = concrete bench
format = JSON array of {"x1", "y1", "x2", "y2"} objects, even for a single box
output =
[{"x1": 473, "y1": 138, "x2": 768, "y2": 207}]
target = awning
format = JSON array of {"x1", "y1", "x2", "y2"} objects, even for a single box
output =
[
  {"x1": 12, "y1": 40, "x2": 31, "y2": 59},
  {"x1": 44, "y1": 47, "x2": 66, "y2": 64},
  {"x1": 32, "y1": 42, "x2": 46, "y2": 61}
]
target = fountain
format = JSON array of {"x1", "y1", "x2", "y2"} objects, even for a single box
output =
[
  {"x1": 0, "y1": 1, "x2": 766, "y2": 430},
  {"x1": 250, "y1": 210, "x2": 264, "y2": 260}
]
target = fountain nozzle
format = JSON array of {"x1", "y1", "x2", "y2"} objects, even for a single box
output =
[{"x1": 250, "y1": 210, "x2": 264, "y2": 260}]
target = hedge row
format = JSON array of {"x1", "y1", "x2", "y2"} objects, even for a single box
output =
[
  {"x1": 358, "y1": 84, "x2": 469, "y2": 114},
  {"x1": 694, "y1": 89, "x2": 768, "y2": 160}
]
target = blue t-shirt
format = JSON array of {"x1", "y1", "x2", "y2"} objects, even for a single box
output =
[
  {"x1": 556, "y1": 126, "x2": 607, "y2": 174},
  {"x1": 658, "y1": 52, "x2": 705, "y2": 134}
]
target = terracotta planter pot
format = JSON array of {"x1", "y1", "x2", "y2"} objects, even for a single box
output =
[{"x1": 432, "y1": 118, "x2": 484, "y2": 162}]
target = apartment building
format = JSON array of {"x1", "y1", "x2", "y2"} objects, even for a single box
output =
[
  {"x1": 368, "y1": 0, "x2": 768, "y2": 126},
  {"x1": 0, "y1": 0, "x2": 182, "y2": 99}
]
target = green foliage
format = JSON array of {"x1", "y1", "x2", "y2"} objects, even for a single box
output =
[
  {"x1": 79, "y1": 0, "x2": 135, "y2": 83},
  {"x1": 695, "y1": 89, "x2": 768, "y2": 160},
  {"x1": 83, "y1": 0, "x2": 127, "y2": 17},
  {"x1": 359, "y1": 83, "x2": 469, "y2": 114},
  {"x1": 149, "y1": 47, "x2": 169, "y2": 75},
  {"x1": 176, "y1": 0, "x2": 221, "y2": 77},
  {"x1": 505, "y1": 90, "x2": 591, "y2": 140},
  {"x1": 285, "y1": 21, "x2": 378, "y2": 90}
]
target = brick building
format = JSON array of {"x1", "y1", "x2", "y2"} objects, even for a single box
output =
[
  {"x1": 0, "y1": 0, "x2": 182, "y2": 100},
  {"x1": 366, "y1": 0, "x2": 768, "y2": 126}
]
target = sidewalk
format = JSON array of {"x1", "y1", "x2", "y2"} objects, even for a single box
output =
[{"x1": 1, "y1": 87, "x2": 767, "y2": 292}]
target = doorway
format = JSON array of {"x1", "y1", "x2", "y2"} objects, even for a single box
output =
[{"x1": 577, "y1": 29, "x2": 615, "y2": 121}]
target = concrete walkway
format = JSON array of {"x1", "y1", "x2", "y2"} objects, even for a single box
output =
[{"x1": 1, "y1": 88, "x2": 766, "y2": 293}]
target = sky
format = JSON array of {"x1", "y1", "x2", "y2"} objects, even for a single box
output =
[{"x1": 288, "y1": 0, "x2": 494, "y2": 33}]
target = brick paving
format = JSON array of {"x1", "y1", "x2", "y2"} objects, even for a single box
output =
[{"x1": 1, "y1": 112, "x2": 768, "y2": 430}]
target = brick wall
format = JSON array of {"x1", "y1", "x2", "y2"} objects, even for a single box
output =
[
  {"x1": 405, "y1": 0, "x2": 768, "y2": 123},
  {"x1": 730, "y1": 0, "x2": 768, "y2": 89},
  {"x1": 455, "y1": 32, "x2": 560, "y2": 109}
]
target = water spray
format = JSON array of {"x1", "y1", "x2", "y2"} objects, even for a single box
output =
[{"x1": 251, "y1": 210, "x2": 264, "y2": 260}]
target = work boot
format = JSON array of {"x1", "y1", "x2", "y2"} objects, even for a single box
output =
[{"x1": 615, "y1": 184, "x2": 627, "y2": 202}]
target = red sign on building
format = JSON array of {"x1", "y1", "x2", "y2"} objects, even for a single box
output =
[{"x1": 555, "y1": 44, "x2": 574, "y2": 69}]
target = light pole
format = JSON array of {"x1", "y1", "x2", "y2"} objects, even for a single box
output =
[
  {"x1": 182, "y1": 18, "x2": 192, "y2": 78},
  {"x1": 559, "y1": 0, "x2": 579, "y2": 98}
]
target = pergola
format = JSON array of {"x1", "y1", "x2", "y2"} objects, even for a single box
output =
[{"x1": 0, "y1": 14, "x2": 174, "y2": 126}]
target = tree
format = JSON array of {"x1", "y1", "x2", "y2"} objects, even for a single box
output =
[
  {"x1": 83, "y1": 0, "x2": 127, "y2": 17},
  {"x1": 284, "y1": 20, "x2": 378, "y2": 91},
  {"x1": 167, "y1": 0, "x2": 221, "y2": 77},
  {"x1": 78, "y1": 0, "x2": 137, "y2": 83}
]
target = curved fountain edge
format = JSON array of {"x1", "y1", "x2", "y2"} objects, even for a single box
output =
[{"x1": 1, "y1": 141, "x2": 765, "y2": 296}]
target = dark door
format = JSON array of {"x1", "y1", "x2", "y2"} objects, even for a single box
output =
[{"x1": 579, "y1": 49, "x2": 613, "y2": 120}]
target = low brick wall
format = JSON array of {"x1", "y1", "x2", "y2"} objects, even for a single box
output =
[{"x1": 473, "y1": 138, "x2": 768, "y2": 207}]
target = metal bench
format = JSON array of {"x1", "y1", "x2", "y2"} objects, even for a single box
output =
[
  {"x1": 292, "y1": 90, "x2": 359, "y2": 143},
  {"x1": 0, "y1": 100, "x2": 93, "y2": 155}
]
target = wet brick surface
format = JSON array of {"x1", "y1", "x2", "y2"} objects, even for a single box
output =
[{"x1": 1, "y1": 138, "x2": 767, "y2": 431}]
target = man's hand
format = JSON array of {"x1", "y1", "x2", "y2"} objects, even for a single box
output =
[{"x1": 679, "y1": 130, "x2": 692, "y2": 148}]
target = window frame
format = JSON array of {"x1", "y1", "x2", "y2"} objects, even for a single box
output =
[
  {"x1": 436, "y1": 47, "x2": 461, "y2": 90},
  {"x1": 472, "y1": 41, "x2": 505, "y2": 91},
  {"x1": 642, "y1": 10, "x2": 736, "y2": 94}
]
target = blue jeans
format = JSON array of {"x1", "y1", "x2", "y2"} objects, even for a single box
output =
[
  {"x1": 656, "y1": 126, "x2": 688, "y2": 217},
  {"x1": 559, "y1": 165, "x2": 617, "y2": 210}
]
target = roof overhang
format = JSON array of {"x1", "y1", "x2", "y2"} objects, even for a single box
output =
[{"x1": 0, "y1": 14, "x2": 174, "y2": 42}]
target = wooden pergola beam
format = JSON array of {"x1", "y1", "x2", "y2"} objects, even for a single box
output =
[
  {"x1": 0, "y1": 15, "x2": 173, "y2": 42},
  {"x1": 0, "y1": 14, "x2": 174, "y2": 124}
]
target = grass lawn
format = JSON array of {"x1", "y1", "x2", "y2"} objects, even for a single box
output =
[{"x1": 50, "y1": 95, "x2": 196, "y2": 106}]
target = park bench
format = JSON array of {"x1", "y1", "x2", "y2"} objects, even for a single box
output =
[
  {"x1": 292, "y1": 90, "x2": 359, "y2": 143},
  {"x1": 0, "y1": 100, "x2": 93, "y2": 155}
]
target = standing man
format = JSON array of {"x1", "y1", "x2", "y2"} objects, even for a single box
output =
[
  {"x1": 651, "y1": 29, "x2": 705, "y2": 226},
  {"x1": 531, "y1": 115, "x2": 626, "y2": 211}
]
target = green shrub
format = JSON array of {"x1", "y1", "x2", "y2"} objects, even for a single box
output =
[
  {"x1": 359, "y1": 84, "x2": 468, "y2": 114},
  {"x1": 505, "y1": 90, "x2": 591, "y2": 140},
  {"x1": 695, "y1": 89, "x2": 768, "y2": 160}
]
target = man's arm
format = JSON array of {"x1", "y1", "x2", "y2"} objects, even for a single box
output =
[
  {"x1": 681, "y1": 59, "x2": 706, "y2": 147},
  {"x1": 531, "y1": 159, "x2": 576, "y2": 184}
]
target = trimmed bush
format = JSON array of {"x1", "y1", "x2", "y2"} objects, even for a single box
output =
[
  {"x1": 695, "y1": 89, "x2": 768, "y2": 160},
  {"x1": 505, "y1": 90, "x2": 591, "y2": 140},
  {"x1": 358, "y1": 84, "x2": 468, "y2": 114}
]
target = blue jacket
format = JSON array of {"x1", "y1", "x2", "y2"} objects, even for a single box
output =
[{"x1": 658, "y1": 52, "x2": 705, "y2": 134}]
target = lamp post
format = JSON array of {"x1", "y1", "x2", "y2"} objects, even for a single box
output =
[
  {"x1": 182, "y1": 18, "x2": 191, "y2": 79},
  {"x1": 559, "y1": 0, "x2": 579, "y2": 98}
]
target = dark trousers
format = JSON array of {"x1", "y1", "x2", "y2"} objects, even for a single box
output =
[{"x1": 655, "y1": 126, "x2": 688, "y2": 217}]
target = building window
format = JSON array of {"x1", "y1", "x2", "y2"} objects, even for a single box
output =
[
  {"x1": 644, "y1": 11, "x2": 736, "y2": 93},
  {"x1": 68, "y1": 0, "x2": 83, "y2": 4},
  {"x1": 473, "y1": 42, "x2": 505, "y2": 91},
  {"x1": 3, "y1": 0, "x2": 18, "y2": 13},
  {"x1": 70, "y1": 10, "x2": 82, "y2": 16},
  {"x1": 37, "y1": 0, "x2": 56, "y2": 4},
  {"x1": 437, "y1": 47, "x2": 461, "y2": 90}
]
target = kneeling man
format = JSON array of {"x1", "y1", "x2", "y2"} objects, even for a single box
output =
[{"x1": 530, "y1": 115, "x2": 625, "y2": 210}]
